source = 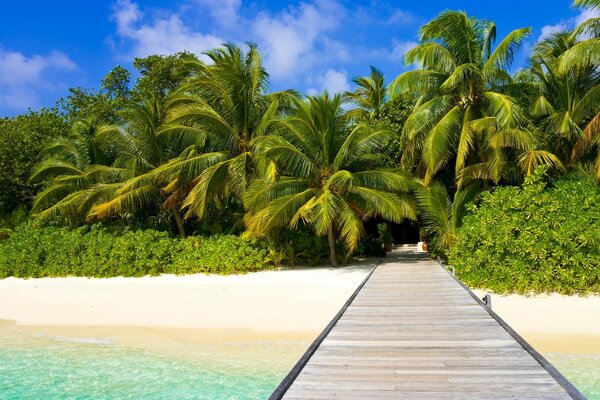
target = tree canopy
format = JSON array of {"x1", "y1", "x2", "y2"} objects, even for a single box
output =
[{"x1": 1, "y1": 10, "x2": 599, "y2": 267}]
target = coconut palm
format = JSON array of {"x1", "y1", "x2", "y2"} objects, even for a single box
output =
[
  {"x1": 559, "y1": 2, "x2": 600, "y2": 78},
  {"x1": 573, "y1": 0, "x2": 600, "y2": 8},
  {"x1": 389, "y1": 11, "x2": 558, "y2": 186},
  {"x1": 526, "y1": 32, "x2": 600, "y2": 177},
  {"x1": 162, "y1": 43, "x2": 297, "y2": 220},
  {"x1": 30, "y1": 119, "x2": 124, "y2": 225},
  {"x1": 344, "y1": 66, "x2": 387, "y2": 121},
  {"x1": 244, "y1": 93, "x2": 417, "y2": 266},
  {"x1": 415, "y1": 181, "x2": 481, "y2": 252},
  {"x1": 86, "y1": 95, "x2": 195, "y2": 236},
  {"x1": 31, "y1": 96, "x2": 200, "y2": 233}
]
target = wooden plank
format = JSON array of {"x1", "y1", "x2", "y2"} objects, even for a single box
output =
[{"x1": 271, "y1": 249, "x2": 585, "y2": 400}]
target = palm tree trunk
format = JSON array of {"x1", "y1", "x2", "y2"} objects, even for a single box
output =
[
  {"x1": 327, "y1": 225, "x2": 338, "y2": 266},
  {"x1": 171, "y1": 208, "x2": 186, "y2": 238}
]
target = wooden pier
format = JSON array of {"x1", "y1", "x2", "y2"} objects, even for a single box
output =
[{"x1": 271, "y1": 249, "x2": 585, "y2": 400}]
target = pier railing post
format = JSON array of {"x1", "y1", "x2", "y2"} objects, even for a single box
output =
[{"x1": 482, "y1": 293, "x2": 492, "y2": 309}]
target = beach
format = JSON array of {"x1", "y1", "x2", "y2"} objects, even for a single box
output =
[
  {"x1": 473, "y1": 289, "x2": 600, "y2": 354},
  {"x1": 0, "y1": 265, "x2": 377, "y2": 399},
  {"x1": 1, "y1": 264, "x2": 599, "y2": 399},
  {"x1": 0, "y1": 267, "x2": 598, "y2": 354},
  {"x1": 0, "y1": 264, "x2": 373, "y2": 346}
]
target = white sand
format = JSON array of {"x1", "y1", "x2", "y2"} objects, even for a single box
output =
[
  {"x1": 473, "y1": 289, "x2": 600, "y2": 353},
  {"x1": 1, "y1": 265, "x2": 598, "y2": 354},
  {"x1": 0, "y1": 265, "x2": 372, "y2": 332}
]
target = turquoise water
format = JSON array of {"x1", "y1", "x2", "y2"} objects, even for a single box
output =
[
  {"x1": 0, "y1": 329, "x2": 305, "y2": 399},
  {"x1": 547, "y1": 353, "x2": 600, "y2": 400},
  {"x1": 0, "y1": 329, "x2": 598, "y2": 399}
]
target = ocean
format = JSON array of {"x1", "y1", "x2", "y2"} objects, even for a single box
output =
[
  {"x1": 0, "y1": 328, "x2": 306, "y2": 399},
  {"x1": 0, "y1": 328, "x2": 598, "y2": 399}
]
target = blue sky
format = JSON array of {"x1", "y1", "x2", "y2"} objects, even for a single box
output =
[{"x1": 0, "y1": 0, "x2": 596, "y2": 116}]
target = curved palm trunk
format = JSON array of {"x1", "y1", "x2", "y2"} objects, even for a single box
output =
[
  {"x1": 171, "y1": 207, "x2": 186, "y2": 238},
  {"x1": 327, "y1": 225, "x2": 338, "y2": 266}
]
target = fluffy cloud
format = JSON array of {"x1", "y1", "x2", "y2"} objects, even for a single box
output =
[
  {"x1": 111, "y1": 0, "x2": 224, "y2": 58},
  {"x1": 574, "y1": 7, "x2": 600, "y2": 26},
  {"x1": 252, "y1": 1, "x2": 347, "y2": 80},
  {"x1": 538, "y1": 23, "x2": 569, "y2": 41},
  {"x1": 196, "y1": 0, "x2": 241, "y2": 28},
  {"x1": 307, "y1": 68, "x2": 351, "y2": 95},
  {"x1": 391, "y1": 40, "x2": 418, "y2": 61},
  {"x1": 538, "y1": 7, "x2": 599, "y2": 41},
  {"x1": 0, "y1": 49, "x2": 76, "y2": 110}
]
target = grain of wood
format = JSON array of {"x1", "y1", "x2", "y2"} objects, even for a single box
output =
[{"x1": 276, "y1": 249, "x2": 581, "y2": 399}]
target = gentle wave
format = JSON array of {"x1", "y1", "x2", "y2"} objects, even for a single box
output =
[{"x1": 33, "y1": 333, "x2": 115, "y2": 345}]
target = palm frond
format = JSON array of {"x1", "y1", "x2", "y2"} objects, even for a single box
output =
[
  {"x1": 335, "y1": 200, "x2": 364, "y2": 252},
  {"x1": 483, "y1": 27, "x2": 531, "y2": 76},
  {"x1": 349, "y1": 186, "x2": 417, "y2": 223},
  {"x1": 245, "y1": 189, "x2": 318, "y2": 235},
  {"x1": 518, "y1": 150, "x2": 565, "y2": 175},
  {"x1": 558, "y1": 38, "x2": 600, "y2": 73}
]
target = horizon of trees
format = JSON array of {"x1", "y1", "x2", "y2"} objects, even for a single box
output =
[{"x1": 1, "y1": 3, "x2": 598, "y2": 265}]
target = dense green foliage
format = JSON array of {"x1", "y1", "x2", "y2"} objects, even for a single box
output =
[
  {"x1": 0, "y1": 225, "x2": 271, "y2": 278},
  {"x1": 0, "y1": 4, "x2": 598, "y2": 285},
  {"x1": 245, "y1": 93, "x2": 416, "y2": 265},
  {"x1": 448, "y1": 170, "x2": 600, "y2": 294},
  {"x1": 0, "y1": 111, "x2": 68, "y2": 214}
]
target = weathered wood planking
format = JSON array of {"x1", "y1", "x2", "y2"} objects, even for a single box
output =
[{"x1": 271, "y1": 249, "x2": 586, "y2": 400}]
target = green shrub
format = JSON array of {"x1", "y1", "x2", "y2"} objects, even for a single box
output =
[
  {"x1": 355, "y1": 236, "x2": 386, "y2": 257},
  {"x1": 269, "y1": 224, "x2": 330, "y2": 266},
  {"x1": 448, "y1": 170, "x2": 600, "y2": 294},
  {"x1": 0, "y1": 224, "x2": 272, "y2": 278}
]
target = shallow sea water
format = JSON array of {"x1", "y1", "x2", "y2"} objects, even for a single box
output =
[
  {"x1": 0, "y1": 329, "x2": 598, "y2": 399},
  {"x1": 0, "y1": 329, "x2": 306, "y2": 399},
  {"x1": 547, "y1": 352, "x2": 600, "y2": 400}
]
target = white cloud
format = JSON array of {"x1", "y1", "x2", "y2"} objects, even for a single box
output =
[
  {"x1": 391, "y1": 40, "x2": 418, "y2": 61},
  {"x1": 538, "y1": 23, "x2": 569, "y2": 41},
  {"x1": 111, "y1": 0, "x2": 224, "y2": 58},
  {"x1": 575, "y1": 7, "x2": 600, "y2": 26},
  {"x1": 387, "y1": 9, "x2": 416, "y2": 25},
  {"x1": 196, "y1": 0, "x2": 241, "y2": 28},
  {"x1": 0, "y1": 49, "x2": 76, "y2": 110},
  {"x1": 307, "y1": 68, "x2": 350, "y2": 95},
  {"x1": 538, "y1": 7, "x2": 599, "y2": 41},
  {"x1": 252, "y1": 0, "x2": 346, "y2": 80}
]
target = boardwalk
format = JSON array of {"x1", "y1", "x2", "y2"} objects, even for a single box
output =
[{"x1": 271, "y1": 249, "x2": 585, "y2": 400}]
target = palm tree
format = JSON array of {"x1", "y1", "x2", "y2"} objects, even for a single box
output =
[
  {"x1": 244, "y1": 93, "x2": 417, "y2": 265},
  {"x1": 31, "y1": 97, "x2": 199, "y2": 234},
  {"x1": 344, "y1": 66, "x2": 387, "y2": 120},
  {"x1": 559, "y1": 3, "x2": 600, "y2": 81},
  {"x1": 573, "y1": 0, "x2": 600, "y2": 8},
  {"x1": 30, "y1": 119, "x2": 124, "y2": 225},
  {"x1": 87, "y1": 95, "x2": 198, "y2": 236},
  {"x1": 525, "y1": 32, "x2": 600, "y2": 176},
  {"x1": 415, "y1": 181, "x2": 480, "y2": 253},
  {"x1": 162, "y1": 43, "x2": 297, "y2": 220},
  {"x1": 389, "y1": 11, "x2": 557, "y2": 186}
]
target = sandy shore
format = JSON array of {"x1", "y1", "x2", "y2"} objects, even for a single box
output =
[
  {"x1": 1, "y1": 263, "x2": 599, "y2": 356},
  {"x1": 0, "y1": 264, "x2": 372, "y2": 336},
  {"x1": 473, "y1": 289, "x2": 600, "y2": 354}
]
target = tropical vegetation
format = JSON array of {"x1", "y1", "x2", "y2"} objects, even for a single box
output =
[
  {"x1": 0, "y1": 224, "x2": 271, "y2": 278},
  {"x1": 0, "y1": 2, "x2": 598, "y2": 292},
  {"x1": 244, "y1": 93, "x2": 416, "y2": 265},
  {"x1": 448, "y1": 168, "x2": 600, "y2": 294}
]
